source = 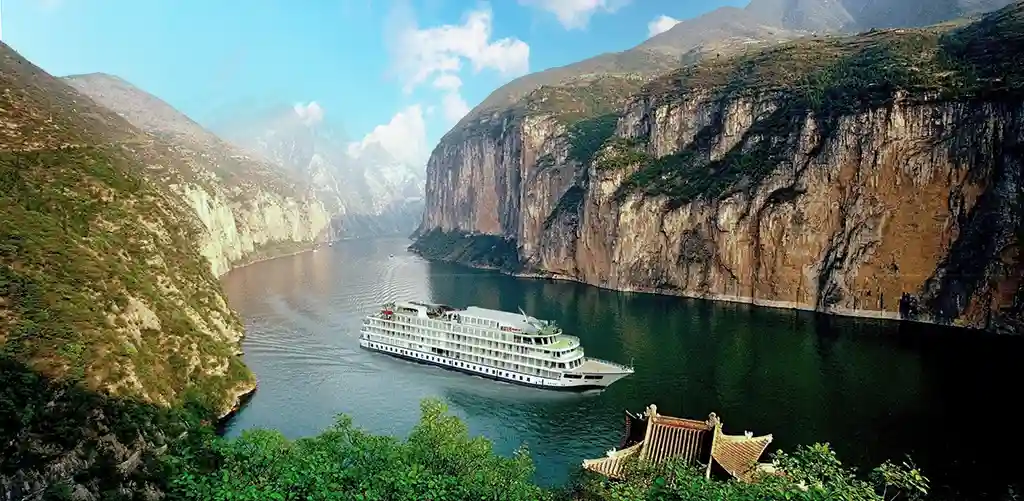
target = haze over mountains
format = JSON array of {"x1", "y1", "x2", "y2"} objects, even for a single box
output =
[
  {"x1": 209, "y1": 104, "x2": 425, "y2": 238},
  {"x1": 64, "y1": 73, "x2": 425, "y2": 240}
]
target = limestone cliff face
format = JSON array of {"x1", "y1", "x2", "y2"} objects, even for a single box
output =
[
  {"x1": 178, "y1": 184, "x2": 330, "y2": 277},
  {"x1": 414, "y1": 8, "x2": 1024, "y2": 334},
  {"x1": 65, "y1": 73, "x2": 334, "y2": 277}
]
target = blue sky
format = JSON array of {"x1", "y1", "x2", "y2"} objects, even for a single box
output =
[{"x1": 2, "y1": 0, "x2": 745, "y2": 165}]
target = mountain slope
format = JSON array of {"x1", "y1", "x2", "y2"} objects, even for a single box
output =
[
  {"x1": 63, "y1": 73, "x2": 332, "y2": 275},
  {"x1": 744, "y1": 0, "x2": 1017, "y2": 32},
  {"x1": 1, "y1": 42, "x2": 255, "y2": 497},
  {"x1": 412, "y1": 3, "x2": 1024, "y2": 333},
  {"x1": 463, "y1": 7, "x2": 800, "y2": 126}
]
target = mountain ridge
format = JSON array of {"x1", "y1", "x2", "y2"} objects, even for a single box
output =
[{"x1": 454, "y1": 0, "x2": 1016, "y2": 131}]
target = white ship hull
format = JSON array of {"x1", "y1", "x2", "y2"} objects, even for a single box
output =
[
  {"x1": 359, "y1": 301, "x2": 633, "y2": 391},
  {"x1": 359, "y1": 337, "x2": 631, "y2": 390}
]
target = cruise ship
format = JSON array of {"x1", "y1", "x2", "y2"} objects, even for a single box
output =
[{"x1": 359, "y1": 301, "x2": 634, "y2": 390}]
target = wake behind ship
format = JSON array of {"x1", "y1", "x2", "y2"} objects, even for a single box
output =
[{"x1": 359, "y1": 301, "x2": 634, "y2": 390}]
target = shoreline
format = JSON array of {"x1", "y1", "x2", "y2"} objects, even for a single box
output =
[
  {"x1": 217, "y1": 247, "x2": 315, "y2": 279},
  {"x1": 215, "y1": 382, "x2": 258, "y2": 434},
  {"x1": 414, "y1": 252, "x2": 990, "y2": 334},
  {"x1": 216, "y1": 233, "x2": 418, "y2": 279}
]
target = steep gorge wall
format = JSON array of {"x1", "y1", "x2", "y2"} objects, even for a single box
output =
[
  {"x1": 180, "y1": 185, "x2": 330, "y2": 277},
  {"x1": 414, "y1": 18, "x2": 1024, "y2": 334}
]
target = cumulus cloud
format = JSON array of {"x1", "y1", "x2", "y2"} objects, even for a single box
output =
[
  {"x1": 385, "y1": 3, "x2": 529, "y2": 125},
  {"x1": 293, "y1": 101, "x2": 325, "y2": 126},
  {"x1": 389, "y1": 6, "x2": 530, "y2": 93},
  {"x1": 429, "y1": 74, "x2": 470, "y2": 122},
  {"x1": 346, "y1": 105, "x2": 428, "y2": 167},
  {"x1": 441, "y1": 92, "x2": 471, "y2": 123},
  {"x1": 519, "y1": 0, "x2": 630, "y2": 30},
  {"x1": 432, "y1": 74, "x2": 463, "y2": 92},
  {"x1": 647, "y1": 15, "x2": 680, "y2": 38}
]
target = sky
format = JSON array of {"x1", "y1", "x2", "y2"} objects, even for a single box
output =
[{"x1": 1, "y1": 0, "x2": 747, "y2": 167}]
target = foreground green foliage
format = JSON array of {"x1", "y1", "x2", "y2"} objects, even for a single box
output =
[
  {"x1": 159, "y1": 399, "x2": 930, "y2": 501},
  {"x1": 167, "y1": 399, "x2": 549, "y2": 501}
]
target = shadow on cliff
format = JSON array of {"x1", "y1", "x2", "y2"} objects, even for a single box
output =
[{"x1": 0, "y1": 355, "x2": 214, "y2": 501}]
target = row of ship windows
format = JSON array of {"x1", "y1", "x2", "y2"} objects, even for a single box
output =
[
  {"x1": 364, "y1": 327, "x2": 583, "y2": 370},
  {"x1": 367, "y1": 342, "x2": 553, "y2": 384},
  {"x1": 387, "y1": 315, "x2": 561, "y2": 347},
  {"x1": 383, "y1": 316, "x2": 513, "y2": 342},
  {"x1": 366, "y1": 334, "x2": 565, "y2": 378},
  {"x1": 366, "y1": 323, "x2": 582, "y2": 365}
]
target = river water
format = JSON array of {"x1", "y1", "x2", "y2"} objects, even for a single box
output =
[{"x1": 220, "y1": 237, "x2": 1023, "y2": 500}]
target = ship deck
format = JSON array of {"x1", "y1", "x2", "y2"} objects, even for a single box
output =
[
  {"x1": 574, "y1": 358, "x2": 633, "y2": 374},
  {"x1": 548, "y1": 338, "x2": 573, "y2": 350}
]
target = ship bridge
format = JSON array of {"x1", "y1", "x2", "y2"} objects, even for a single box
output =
[{"x1": 459, "y1": 306, "x2": 557, "y2": 335}]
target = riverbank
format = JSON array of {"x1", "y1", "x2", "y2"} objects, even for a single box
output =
[{"x1": 407, "y1": 245, "x2": 996, "y2": 335}]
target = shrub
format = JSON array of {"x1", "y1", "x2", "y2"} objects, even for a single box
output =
[{"x1": 166, "y1": 398, "x2": 551, "y2": 501}]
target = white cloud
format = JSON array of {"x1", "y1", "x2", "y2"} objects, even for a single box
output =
[
  {"x1": 519, "y1": 0, "x2": 630, "y2": 30},
  {"x1": 441, "y1": 92, "x2": 471, "y2": 123},
  {"x1": 647, "y1": 15, "x2": 680, "y2": 38},
  {"x1": 385, "y1": 4, "x2": 527, "y2": 127},
  {"x1": 293, "y1": 101, "x2": 324, "y2": 126},
  {"x1": 346, "y1": 105, "x2": 428, "y2": 167},
  {"x1": 430, "y1": 73, "x2": 471, "y2": 123},
  {"x1": 432, "y1": 74, "x2": 463, "y2": 92},
  {"x1": 389, "y1": 6, "x2": 530, "y2": 94}
]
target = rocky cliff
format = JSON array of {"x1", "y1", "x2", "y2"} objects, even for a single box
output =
[
  {"x1": 1, "y1": 44, "x2": 255, "y2": 498},
  {"x1": 413, "y1": 4, "x2": 1024, "y2": 334},
  {"x1": 64, "y1": 74, "x2": 333, "y2": 277}
]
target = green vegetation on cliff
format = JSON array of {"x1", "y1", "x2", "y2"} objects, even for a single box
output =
[
  {"x1": 445, "y1": 75, "x2": 644, "y2": 144},
  {"x1": 613, "y1": 3, "x2": 1024, "y2": 207},
  {"x1": 0, "y1": 145, "x2": 253, "y2": 498},
  {"x1": 409, "y1": 228, "x2": 521, "y2": 273},
  {"x1": 1, "y1": 43, "x2": 253, "y2": 498},
  {"x1": 1, "y1": 147, "x2": 250, "y2": 405}
]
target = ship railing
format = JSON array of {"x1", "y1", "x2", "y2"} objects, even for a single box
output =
[{"x1": 588, "y1": 357, "x2": 635, "y2": 372}]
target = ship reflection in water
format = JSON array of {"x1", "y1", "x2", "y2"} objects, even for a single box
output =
[{"x1": 220, "y1": 237, "x2": 1024, "y2": 500}]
